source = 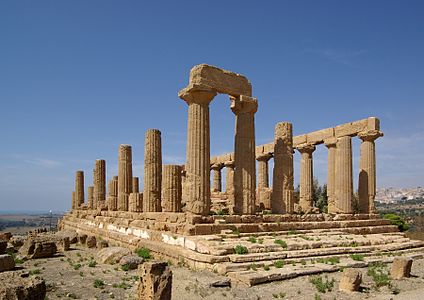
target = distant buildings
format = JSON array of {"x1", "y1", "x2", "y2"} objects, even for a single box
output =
[{"x1": 376, "y1": 187, "x2": 424, "y2": 203}]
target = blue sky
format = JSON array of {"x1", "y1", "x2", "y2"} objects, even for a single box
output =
[{"x1": 0, "y1": 1, "x2": 423, "y2": 212}]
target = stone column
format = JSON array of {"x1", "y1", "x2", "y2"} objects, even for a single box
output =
[
  {"x1": 72, "y1": 191, "x2": 76, "y2": 209},
  {"x1": 224, "y1": 160, "x2": 235, "y2": 214},
  {"x1": 129, "y1": 193, "x2": 143, "y2": 212},
  {"x1": 271, "y1": 122, "x2": 294, "y2": 214},
  {"x1": 210, "y1": 163, "x2": 224, "y2": 192},
  {"x1": 325, "y1": 138, "x2": 337, "y2": 214},
  {"x1": 118, "y1": 145, "x2": 133, "y2": 211},
  {"x1": 87, "y1": 186, "x2": 94, "y2": 209},
  {"x1": 358, "y1": 130, "x2": 383, "y2": 214},
  {"x1": 93, "y1": 159, "x2": 106, "y2": 209},
  {"x1": 257, "y1": 153, "x2": 272, "y2": 210},
  {"x1": 231, "y1": 95, "x2": 258, "y2": 215},
  {"x1": 132, "y1": 177, "x2": 139, "y2": 194},
  {"x1": 107, "y1": 176, "x2": 118, "y2": 211},
  {"x1": 75, "y1": 170, "x2": 85, "y2": 208},
  {"x1": 297, "y1": 144, "x2": 316, "y2": 212},
  {"x1": 335, "y1": 136, "x2": 353, "y2": 213},
  {"x1": 162, "y1": 165, "x2": 182, "y2": 212},
  {"x1": 179, "y1": 85, "x2": 217, "y2": 215},
  {"x1": 143, "y1": 129, "x2": 162, "y2": 212}
]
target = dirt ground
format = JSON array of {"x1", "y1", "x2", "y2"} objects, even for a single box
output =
[{"x1": 15, "y1": 245, "x2": 424, "y2": 300}]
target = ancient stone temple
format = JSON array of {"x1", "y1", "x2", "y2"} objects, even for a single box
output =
[{"x1": 60, "y1": 64, "x2": 423, "y2": 286}]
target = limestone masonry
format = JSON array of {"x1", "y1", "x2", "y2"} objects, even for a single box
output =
[{"x1": 60, "y1": 64, "x2": 424, "y2": 285}]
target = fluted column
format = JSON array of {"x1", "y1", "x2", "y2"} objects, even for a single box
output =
[
  {"x1": 132, "y1": 177, "x2": 139, "y2": 194},
  {"x1": 325, "y1": 138, "x2": 337, "y2": 214},
  {"x1": 224, "y1": 160, "x2": 235, "y2": 214},
  {"x1": 162, "y1": 165, "x2": 182, "y2": 212},
  {"x1": 75, "y1": 170, "x2": 85, "y2": 208},
  {"x1": 72, "y1": 191, "x2": 76, "y2": 210},
  {"x1": 358, "y1": 130, "x2": 383, "y2": 214},
  {"x1": 118, "y1": 145, "x2": 132, "y2": 211},
  {"x1": 257, "y1": 153, "x2": 272, "y2": 210},
  {"x1": 211, "y1": 163, "x2": 224, "y2": 192},
  {"x1": 231, "y1": 95, "x2": 258, "y2": 215},
  {"x1": 87, "y1": 186, "x2": 94, "y2": 209},
  {"x1": 93, "y1": 159, "x2": 106, "y2": 209},
  {"x1": 335, "y1": 136, "x2": 353, "y2": 213},
  {"x1": 107, "y1": 176, "x2": 118, "y2": 211},
  {"x1": 143, "y1": 129, "x2": 162, "y2": 212},
  {"x1": 271, "y1": 122, "x2": 294, "y2": 214},
  {"x1": 179, "y1": 86, "x2": 217, "y2": 215},
  {"x1": 297, "y1": 144, "x2": 316, "y2": 212}
]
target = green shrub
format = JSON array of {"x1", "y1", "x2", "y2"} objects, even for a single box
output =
[
  {"x1": 383, "y1": 214, "x2": 409, "y2": 232},
  {"x1": 263, "y1": 265, "x2": 270, "y2": 271},
  {"x1": 274, "y1": 239, "x2": 287, "y2": 248},
  {"x1": 135, "y1": 247, "x2": 151, "y2": 260},
  {"x1": 121, "y1": 264, "x2": 130, "y2": 271},
  {"x1": 367, "y1": 262, "x2": 390, "y2": 288},
  {"x1": 93, "y1": 279, "x2": 105, "y2": 289},
  {"x1": 287, "y1": 229, "x2": 298, "y2": 235},
  {"x1": 248, "y1": 236, "x2": 257, "y2": 243},
  {"x1": 274, "y1": 260, "x2": 285, "y2": 268},
  {"x1": 316, "y1": 257, "x2": 339, "y2": 265},
  {"x1": 234, "y1": 245, "x2": 248, "y2": 255},
  {"x1": 88, "y1": 260, "x2": 97, "y2": 267},
  {"x1": 249, "y1": 263, "x2": 258, "y2": 271},
  {"x1": 29, "y1": 269, "x2": 41, "y2": 275},
  {"x1": 310, "y1": 275, "x2": 335, "y2": 293},
  {"x1": 350, "y1": 254, "x2": 364, "y2": 261}
]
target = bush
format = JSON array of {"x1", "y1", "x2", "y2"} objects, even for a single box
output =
[
  {"x1": 135, "y1": 247, "x2": 151, "y2": 260},
  {"x1": 234, "y1": 245, "x2": 248, "y2": 255},
  {"x1": 310, "y1": 276, "x2": 335, "y2": 293},
  {"x1": 248, "y1": 236, "x2": 257, "y2": 243},
  {"x1": 88, "y1": 260, "x2": 97, "y2": 267},
  {"x1": 274, "y1": 239, "x2": 287, "y2": 248},
  {"x1": 384, "y1": 214, "x2": 409, "y2": 232},
  {"x1": 350, "y1": 254, "x2": 364, "y2": 261},
  {"x1": 121, "y1": 264, "x2": 130, "y2": 271},
  {"x1": 274, "y1": 260, "x2": 285, "y2": 268},
  {"x1": 93, "y1": 279, "x2": 105, "y2": 289},
  {"x1": 367, "y1": 262, "x2": 390, "y2": 288}
]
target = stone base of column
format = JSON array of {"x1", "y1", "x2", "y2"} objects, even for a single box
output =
[
  {"x1": 107, "y1": 196, "x2": 118, "y2": 211},
  {"x1": 284, "y1": 190, "x2": 294, "y2": 213},
  {"x1": 258, "y1": 188, "x2": 272, "y2": 210},
  {"x1": 129, "y1": 193, "x2": 143, "y2": 212}
]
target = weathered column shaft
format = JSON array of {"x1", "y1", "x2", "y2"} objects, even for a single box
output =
[
  {"x1": 75, "y1": 170, "x2": 85, "y2": 207},
  {"x1": 180, "y1": 88, "x2": 216, "y2": 215},
  {"x1": 335, "y1": 136, "x2": 353, "y2": 213},
  {"x1": 257, "y1": 155, "x2": 271, "y2": 189},
  {"x1": 87, "y1": 186, "x2": 94, "y2": 209},
  {"x1": 132, "y1": 177, "x2": 139, "y2": 194},
  {"x1": 107, "y1": 177, "x2": 118, "y2": 211},
  {"x1": 211, "y1": 163, "x2": 223, "y2": 192},
  {"x1": 224, "y1": 160, "x2": 235, "y2": 213},
  {"x1": 231, "y1": 95, "x2": 257, "y2": 215},
  {"x1": 298, "y1": 144, "x2": 316, "y2": 212},
  {"x1": 72, "y1": 191, "x2": 76, "y2": 209},
  {"x1": 93, "y1": 159, "x2": 106, "y2": 209},
  {"x1": 358, "y1": 130, "x2": 383, "y2": 214},
  {"x1": 325, "y1": 138, "x2": 337, "y2": 213},
  {"x1": 162, "y1": 165, "x2": 182, "y2": 212},
  {"x1": 129, "y1": 193, "x2": 143, "y2": 212},
  {"x1": 143, "y1": 129, "x2": 162, "y2": 212},
  {"x1": 118, "y1": 145, "x2": 132, "y2": 211},
  {"x1": 271, "y1": 122, "x2": 294, "y2": 214}
]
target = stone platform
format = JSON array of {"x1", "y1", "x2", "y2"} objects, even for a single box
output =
[{"x1": 60, "y1": 211, "x2": 424, "y2": 285}]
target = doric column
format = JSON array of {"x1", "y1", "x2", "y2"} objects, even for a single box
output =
[
  {"x1": 107, "y1": 176, "x2": 118, "y2": 211},
  {"x1": 132, "y1": 177, "x2": 139, "y2": 194},
  {"x1": 179, "y1": 85, "x2": 217, "y2": 215},
  {"x1": 271, "y1": 122, "x2": 294, "y2": 214},
  {"x1": 297, "y1": 144, "x2": 316, "y2": 212},
  {"x1": 93, "y1": 159, "x2": 106, "y2": 209},
  {"x1": 162, "y1": 165, "x2": 182, "y2": 212},
  {"x1": 257, "y1": 153, "x2": 272, "y2": 210},
  {"x1": 231, "y1": 95, "x2": 258, "y2": 215},
  {"x1": 118, "y1": 145, "x2": 133, "y2": 211},
  {"x1": 72, "y1": 191, "x2": 76, "y2": 210},
  {"x1": 75, "y1": 170, "x2": 85, "y2": 208},
  {"x1": 143, "y1": 129, "x2": 162, "y2": 212},
  {"x1": 224, "y1": 160, "x2": 235, "y2": 214},
  {"x1": 210, "y1": 163, "x2": 224, "y2": 192},
  {"x1": 335, "y1": 136, "x2": 353, "y2": 213},
  {"x1": 129, "y1": 193, "x2": 143, "y2": 212},
  {"x1": 358, "y1": 130, "x2": 383, "y2": 214},
  {"x1": 324, "y1": 138, "x2": 337, "y2": 214},
  {"x1": 87, "y1": 186, "x2": 94, "y2": 209}
]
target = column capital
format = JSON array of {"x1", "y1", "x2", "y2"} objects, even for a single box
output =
[
  {"x1": 297, "y1": 144, "x2": 316, "y2": 154},
  {"x1": 358, "y1": 130, "x2": 384, "y2": 142},
  {"x1": 178, "y1": 83, "x2": 217, "y2": 105},
  {"x1": 224, "y1": 160, "x2": 235, "y2": 168},
  {"x1": 210, "y1": 162, "x2": 224, "y2": 170},
  {"x1": 230, "y1": 95, "x2": 258, "y2": 115},
  {"x1": 324, "y1": 137, "x2": 338, "y2": 148},
  {"x1": 256, "y1": 153, "x2": 273, "y2": 162}
]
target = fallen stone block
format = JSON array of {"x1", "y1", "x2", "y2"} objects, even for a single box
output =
[
  {"x1": 119, "y1": 255, "x2": 144, "y2": 270},
  {"x1": 9, "y1": 236, "x2": 25, "y2": 250},
  {"x1": 137, "y1": 261, "x2": 172, "y2": 300},
  {"x1": 56, "y1": 230, "x2": 78, "y2": 244},
  {"x1": 339, "y1": 268, "x2": 362, "y2": 292},
  {"x1": 391, "y1": 257, "x2": 413, "y2": 279},
  {"x1": 0, "y1": 232, "x2": 12, "y2": 242},
  {"x1": 18, "y1": 236, "x2": 57, "y2": 259},
  {"x1": 97, "y1": 247, "x2": 131, "y2": 264},
  {"x1": 209, "y1": 279, "x2": 231, "y2": 288},
  {"x1": 0, "y1": 241, "x2": 7, "y2": 254},
  {"x1": 86, "y1": 236, "x2": 97, "y2": 248},
  {"x1": 78, "y1": 234, "x2": 87, "y2": 245},
  {"x1": 97, "y1": 240, "x2": 109, "y2": 249},
  {"x1": 0, "y1": 254, "x2": 15, "y2": 272},
  {"x1": 0, "y1": 271, "x2": 46, "y2": 299}
]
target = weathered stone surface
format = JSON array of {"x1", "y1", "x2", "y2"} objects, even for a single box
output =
[
  {"x1": 209, "y1": 279, "x2": 231, "y2": 288},
  {"x1": 86, "y1": 236, "x2": 97, "y2": 248},
  {"x1": 119, "y1": 255, "x2": 144, "y2": 270},
  {"x1": 132, "y1": 177, "x2": 140, "y2": 193},
  {"x1": 335, "y1": 136, "x2": 353, "y2": 213},
  {"x1": 137, "y1": 261, "x2": 172, "y2": 300},
  {"x1": 306, "y1": 128, "x2": 334, "y2": 145},
  {"x1": 87, "y1": 185, "x2": 94, "y2": 210},
  {"x1": 186, "y1": 64, "x2": 252, "y2": 97},
  {"x1": 0, "y1": 241, "x2": 7, "y2": 254},
  {"x1": 297, "y1": 144, "x2": 316, "y2": 213},
  {"x1": 0, "y1": 232, "x2": 12, "y2": 242},
  {"x1": 0, "y1": 254, "x2": 15, "y2": 272},
  {"x1": 339, "y1": 268, "x2": 362, "y2": 292},
  {"x1": 210, "y1": 163, "x2": 223, "y2": 192},
  {"x1": 118, "y1": 144, "x2": 133, "y2": 211},
  {"x1": 325, "y1": 138, "x2": 337, "y2": 214},
  {"x1": 19, "y1": 236, "x2": 57, "y2": 259},
  {"x1": 129, "y1": 193, "x2": 143, "y2": 212},
  {"x1": 78, "y1": 234, "x2": 87, "y2": 245},
  {"x1": 0, "y1": 271, "x2": 46, "y2": 299},
  {"x1": 144, "y1": 129, "x2": 162, "y2": 212},
  {"x1": 162, "y1": 165, "x2": 182, "y2": 212},
  {"x1": 97, "y1": 240, "x2": 109, "y2": 249},
  {"x1": 75, "y1": 170, "x2": 85, "y2": 207},
  {"x1": 96, "y1": 247, "x2": 131, "y2": 264},
  {"x1": 107, "y1": 177, "x2": 118, "y2": 211},
  {"x1": 231, "y1": 95, "x2": 257, "y2": 215},
  {"x1": 94, "y1": 159, "x2": 106, "y2": 209},
  {"x1": 56, "y1": 231, "x2": 77, "y2": 244},
  {"x1": 391, "y1": 257, "x2": 413, "y2": 279}
]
